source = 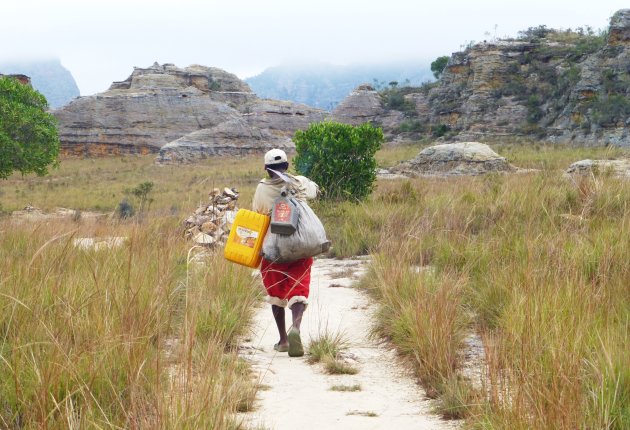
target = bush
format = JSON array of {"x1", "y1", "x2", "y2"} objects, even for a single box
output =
[
  {"x1": 116, "y1": 198, "x2": 134, "y2": 219},
  {"x1": 380, "y1": 86, "x2": 416, "y2": 113},
  {"x1": 293, "y1": 121, "x2": 383, "y2": 201},
  {"x1": 398, "y1": 119, "x2": 426, "y2": 133},
  {"x1": 432, "y1": 123, "x2": 451, "y2": 138},
  {"x1": 590, "y1": 95, "x2": 630, "y2": 126}
]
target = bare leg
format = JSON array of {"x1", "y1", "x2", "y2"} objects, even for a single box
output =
[
  {"x1": 272, "y1": 305, "x2": 288, "y2": 348},
  {"x1": 290, "y1": 302, "x2": 306, "y2": 332},
  {"x1": 288, "y1": 302, "x2": 306, "y2": 357}
]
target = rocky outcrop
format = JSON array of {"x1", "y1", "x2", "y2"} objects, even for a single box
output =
[
  {"x1": 334, "y1": 9, "x2": 630, "y2": 147},
  {"x1": 392, "y1": 142, "x2": 514, "y2": 176},
  {"x1": 241, "y1": 99, "x2": 327, "y2": 134},
  {"x1": 332, "y1": 84, "x2": 385, "y2": 125},
  {"x1": 566, "y1": 159, "x2": 630, "y2": 177},
  {"x1": 52, "y1": 63, "x2": 327, "y2": 160},
  {"x1": 157, "y1": 118, "x2": 292, "y2": 163}
]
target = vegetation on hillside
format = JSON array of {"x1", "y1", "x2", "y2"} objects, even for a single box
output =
[{"x1": 376, "y1": 22, "x2": 626, "y2": 141}]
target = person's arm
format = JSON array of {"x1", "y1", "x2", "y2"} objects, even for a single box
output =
[
  {"x1": 252, "y1": 183, "x2": 264, "y2": 213},
  {"x1": 295, "y1": 176, "x2": 319, "y2": 200},
  {"x1": 252, "y1": 181, "x2": 273, "y2": 214}
]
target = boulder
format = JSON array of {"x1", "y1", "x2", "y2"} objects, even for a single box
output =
[
  {"x1": 392, "y1": 142, "x2": 514, "y2": 176},
  {"x1": 566, "y1": 159, "x2": 630, "y2": 178}
]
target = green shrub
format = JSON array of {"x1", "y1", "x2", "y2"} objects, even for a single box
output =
[
  {"x1": 293, "y1": 121, "x2": 383, "y2": 201},
  {"x1": 116, "y1": 198, "x2": 134, "y2": 218},
  {"x1": 398, "y1": 119, "x2": 426, "y2": 133},
  {"x1": 0, "y1": 76, "x2": 60, "y2": 179},
  {"x1": 432, "y1": 123, "x2": 451, "y2": 138},
  {"x1": 590, "y1": 94, "x2": 630, "y2": 126}
]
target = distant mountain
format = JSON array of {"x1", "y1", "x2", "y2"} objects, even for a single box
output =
[
  {"x1": 246, "y1": 62, "x2": 434, "y2": 111},
  {"x1": 0, "y1": 58, "x2": 80, "y2": 108}
]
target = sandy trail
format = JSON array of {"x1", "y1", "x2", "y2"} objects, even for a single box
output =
[{"x1": 239, "y1": 258, "x2": 459, "y2": 430}]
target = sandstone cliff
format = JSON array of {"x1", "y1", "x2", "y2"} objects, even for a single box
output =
[
  {"x1": 52, "y1": 63, "x2": 326, "y2": 159},
  {"x1": 333, "y1": 9, "x2": 630, "y2": 146}
]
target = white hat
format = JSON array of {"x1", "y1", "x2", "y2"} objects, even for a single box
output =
[{"x1": 264, "y1": 148, "x2": 288, "y2": 165}]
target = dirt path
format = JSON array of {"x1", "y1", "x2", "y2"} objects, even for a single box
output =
[{"x1": 239, "y1": 258, "x2": 459, "y2": 430}]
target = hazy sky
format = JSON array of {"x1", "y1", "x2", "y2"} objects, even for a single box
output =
[{"x1": 1, "y1": 0, "x2": 627, "y2": 95}]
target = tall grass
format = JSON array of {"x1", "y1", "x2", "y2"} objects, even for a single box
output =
[
  {"x1": 341, "y1": 144, "x2": 629, "y2": 428},
  {"x1": 2, "y1": 143, "x2": 628, "y2": 428},
  {"x1": 0, "y1": 217, "x2": 259, "y2": 428},
  {"x1": 0, "y1": 155, "x2": 262, "y2": 214}
]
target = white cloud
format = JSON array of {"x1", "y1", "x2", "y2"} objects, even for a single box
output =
[{"x1": 1, "y1": 0, "x2": 626, "y2": 95}]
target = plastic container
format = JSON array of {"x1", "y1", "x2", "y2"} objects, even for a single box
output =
[
  {"x1": 270, "y1": 194, "x2": 299, "y2": 235},
  {"x1": 224, "y1": 209, "x2": 270, "y2": 268}
]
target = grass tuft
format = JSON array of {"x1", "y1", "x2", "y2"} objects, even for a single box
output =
[
  {"x1": 308, "y1": 329, "x2": 359, "y2": 375},
  {"x1": 330, "y1": 384, "x2": 362, "y2": 392}
]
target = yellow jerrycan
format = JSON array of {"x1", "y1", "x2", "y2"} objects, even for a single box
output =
[{"x1": 224, "y1": 209, "x2": 270, "y2": 268}]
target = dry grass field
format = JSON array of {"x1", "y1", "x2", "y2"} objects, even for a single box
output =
[{"x1": 1, "y1": 142, "x2": 628, "y2": 428}]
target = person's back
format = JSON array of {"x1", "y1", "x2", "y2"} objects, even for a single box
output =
[{"x1": 253, "y1": 173, "x2": 318, "y2": 215}]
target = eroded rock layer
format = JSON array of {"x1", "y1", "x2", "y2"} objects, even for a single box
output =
[{"x1": 52, "y1": 63, "x2": 327, "y2": 160}]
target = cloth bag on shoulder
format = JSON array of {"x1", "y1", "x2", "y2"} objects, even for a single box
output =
[{"x1": 262, "y1": 179, "x2": 330, "y2": 263}]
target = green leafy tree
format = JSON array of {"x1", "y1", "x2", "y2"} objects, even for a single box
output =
[
  {"x1": 0, "y1": 76, "x2": 60, "y2": 179},
  {"x1": 293, "y1": 121, "x2": 383, "y2": 201},
  {"x1": 430, "y1": 56, "x2": 450, "y2": 80}
]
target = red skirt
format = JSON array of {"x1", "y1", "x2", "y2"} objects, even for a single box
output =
[{"x1": 260, "y1": 257, "x2": 313, "y2": 303}]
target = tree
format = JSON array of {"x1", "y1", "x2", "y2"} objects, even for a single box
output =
[
  {"x1": 293, "y1": 121, "x2": 383, "y2": 201},
  {"x1": 430, "y1": 56, "x2": 450, "y2": 80},
  {"x1": 0, "y1": 76, "x2": 60, "y2": 179}
]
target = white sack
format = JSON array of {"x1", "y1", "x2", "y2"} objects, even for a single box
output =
[{"x1": 262, "y1": 199, "x2": 329, "y2": 263}]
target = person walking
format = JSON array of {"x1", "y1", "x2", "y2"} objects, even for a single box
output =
[{"x1": 252, "y1": 149, "x2": 319, "y2": 357}]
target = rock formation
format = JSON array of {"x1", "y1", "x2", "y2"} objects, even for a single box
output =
[
  {"x1": 52, "y1": 63, "x2": 327, "y2": 160},
  {"x1": 392, "y1": 142, "x2": 514, "y2": 176},
  {"x1": 333, "y1": 9, "x2": 630, "y2": 147}
]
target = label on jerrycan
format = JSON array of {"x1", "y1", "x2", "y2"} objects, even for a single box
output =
[
  {"x1": 270, "y1": 196, "x2": 299, "y2": 235},
  {"x1": 274, "y1": 201, "x2": 292, "y2": 222}
]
